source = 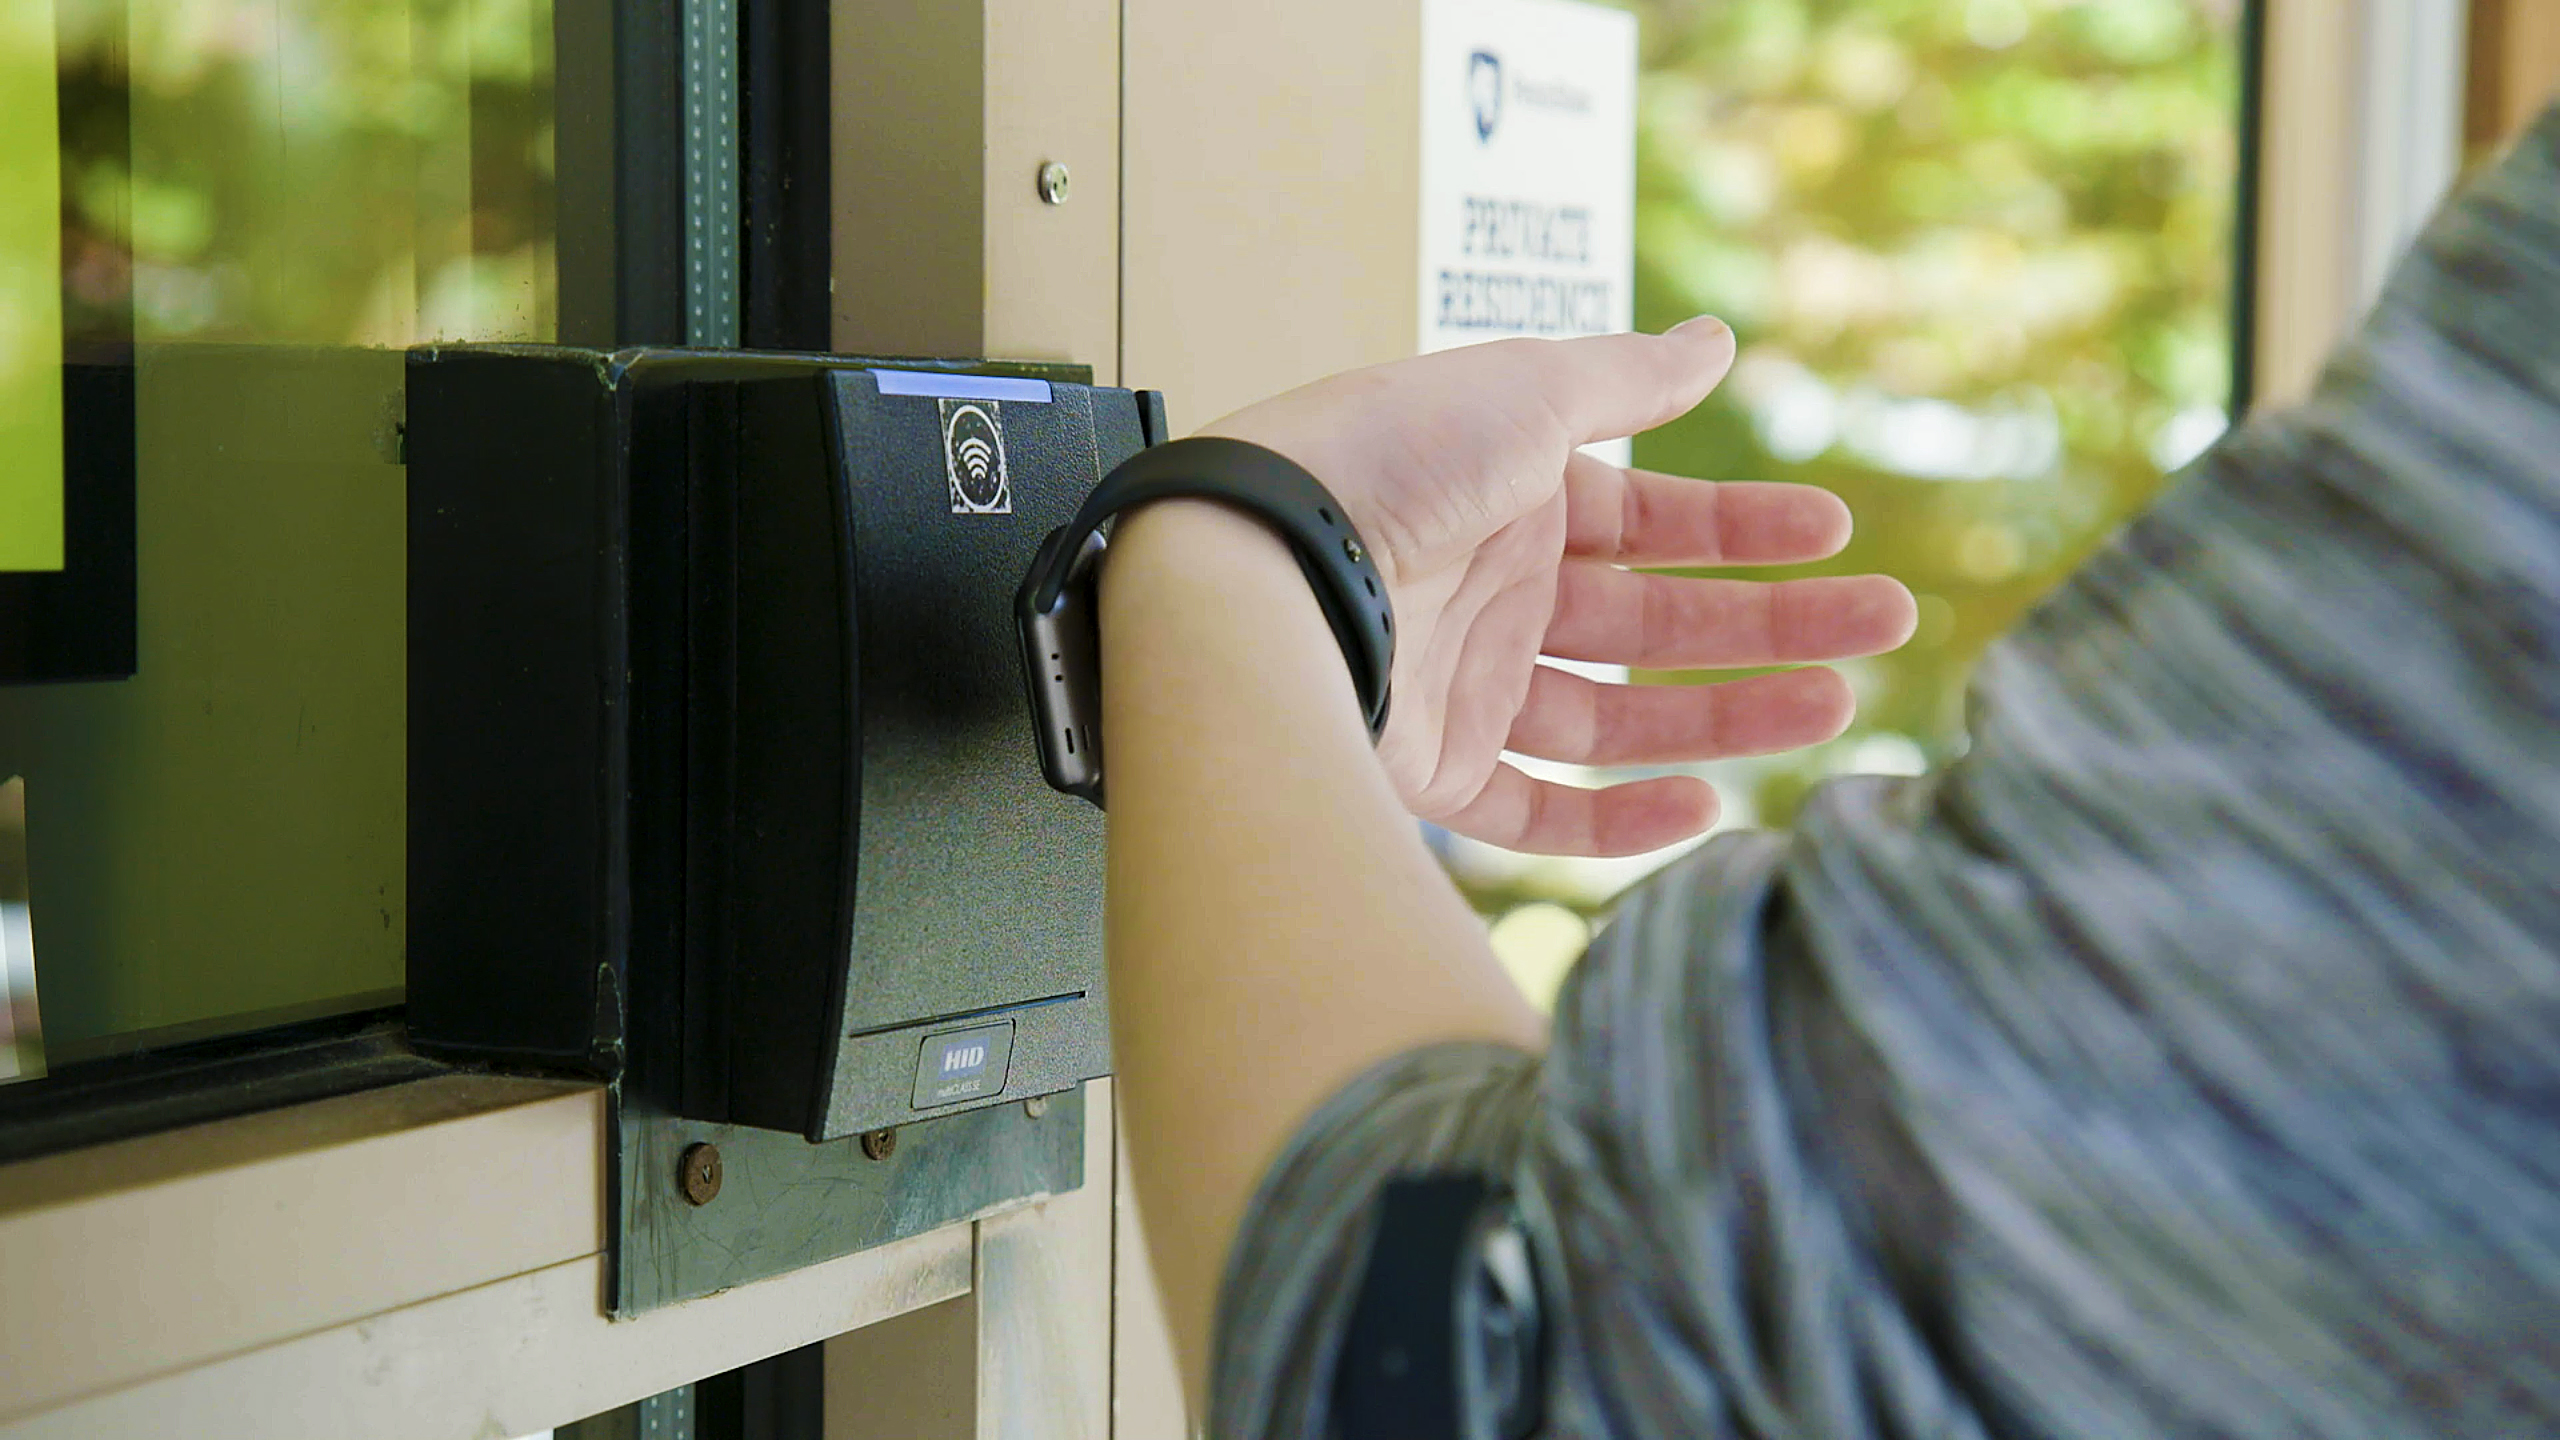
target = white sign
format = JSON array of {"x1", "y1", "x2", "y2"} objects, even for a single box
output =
[{"x1": 1420, "y1": 0, "x2": 1636, "y2": 462}]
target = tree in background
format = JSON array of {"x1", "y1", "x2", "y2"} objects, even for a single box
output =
[
  {"x1": 1458, "y1": 0, "x2": 2243, "y2": 983},
  {"x1": 1637, "y1": 0, "x2": 2241, "y2": 801}
]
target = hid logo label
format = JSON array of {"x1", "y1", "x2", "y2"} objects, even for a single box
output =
[
  {"x1": 940, "y1": 398, "x2": 1012, "y2": 515},
  {"x1": 910, "y1": 1020, "x2": 1016, "y2": 1109}
]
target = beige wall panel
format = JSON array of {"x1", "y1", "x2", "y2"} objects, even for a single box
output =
[
  {"x1": 821, "y1": 1086, "x2": 1119, "y2": 1440},
  {"x1": 2469, "y1": 0, "x2": 2560, "y2": 155},
  {"x1": 833, "y1": 0, "x2": 986, "y2": 358},
  {"x1": 2254, "y1": 0, "x2": 2472, "y2": 409},
  {"x1": 0, "y1": 1077, "x2": 600, "y2": 1424},
  {"x1": 835, "y1": 0, "x2": 1120, "y2": 376},
  {"x1": 1122, "y1": 0, "x2": 1425, "y2": 433},
  {"x1": 1111, "y1": 1144, "x2": 1190, "y2": 1440},
  {"x1": 984, "y1": 0, "x2": 1122, "y2": 379},
  {"x1": 1, "y1": 1227, "x2": 973, "y2": 1440},
  {"x1": 824, "y1": 1294, "x2": 980, "y2": 1440},
  {"x1": 2500, "y1": 3, "x2": 2560, "y2": 128},
  {"x1": 2253, "y1": 0, "x2": 2361, "y2": 409},
  {"x1": 975, "y1": 1081, "x2": 1115, "y2": 1440}
]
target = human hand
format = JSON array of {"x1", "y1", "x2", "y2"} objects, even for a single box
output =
[{"x1": 1193, "y1": 320, "x2": 1917, "y2": 857}]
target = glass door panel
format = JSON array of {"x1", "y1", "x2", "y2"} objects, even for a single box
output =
[{"x1": 0, "y1": 0, "x2": 557, "y2": 1064}]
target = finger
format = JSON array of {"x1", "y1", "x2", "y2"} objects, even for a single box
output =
[
  {"x1": 1544, "y1": 563, "x2": 1919, "y2": 669},
  {"x1": 1437, "y1": 763, "x2": 1720, "y2": 858},
  {"x1": 1562, "y1": 450, "x2": 1853, "y2": 566},
  {"x1": 1411, "y1": 317, "x2": 1735, "y2": 450},
  {"x1": 1505, "y1": 664, "x2": 1854, "y2": 767}
]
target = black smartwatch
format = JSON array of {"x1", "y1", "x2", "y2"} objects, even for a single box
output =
[{"x1": 1016, "y1": 435, "x2": 1396, "y2": 807}]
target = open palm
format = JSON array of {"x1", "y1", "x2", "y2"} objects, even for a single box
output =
[{"x1": 1196, "y1": 319, "x2": 1918, "y2": 856}]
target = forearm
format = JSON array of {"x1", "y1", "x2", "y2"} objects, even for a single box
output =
[{"x1": 1097, "y1": 500, "x2": 1545, "y2": 1406}]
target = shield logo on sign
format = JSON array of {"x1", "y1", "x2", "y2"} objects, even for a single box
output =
[{"x1": 1469, "y1": 50, "x2": 1502, "y2": 143}]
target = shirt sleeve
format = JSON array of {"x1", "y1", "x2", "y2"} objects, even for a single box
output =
[{"x1": 1212, "y1": 109, "x2": 2560, "y2": 1440}]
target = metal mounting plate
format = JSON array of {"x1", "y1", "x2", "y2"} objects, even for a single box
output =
[{"x1": 614, "y1": 1082, "x2": 1082, "y2": 1314}]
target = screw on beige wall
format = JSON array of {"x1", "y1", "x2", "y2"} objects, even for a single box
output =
[{"x1": 830, "y1": 0, "x2": 1122, "y2": 382}]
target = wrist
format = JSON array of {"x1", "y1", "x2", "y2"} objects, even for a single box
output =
[
  {"x1": 1102, "y1": 498, "x2": 1304, "y2": 598},
  {"x1": 1097, "y1": 500, "x2": 1370, "y2": 736},
  {"x1": 1022, "y1": 438, "x2": 1398, "y2": 807},
  {"x1": 1099, "y1": 500, "x2": 1337, "y2": 655}
]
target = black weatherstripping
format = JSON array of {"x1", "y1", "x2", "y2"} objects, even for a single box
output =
[
  {"x1": 0, "y1": 1010, "x2": 438, "y2": 1166},
  {"x1": 554, "y1": 0, "x2": 687, "y2": 347},
  {"x1": 740, "y1": 0, "x2": 831, "y2": 352}
]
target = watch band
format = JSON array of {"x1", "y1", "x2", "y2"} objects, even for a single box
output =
[{"x1": 1016, "y1": 435, "x2": 1396, "y2": 807}]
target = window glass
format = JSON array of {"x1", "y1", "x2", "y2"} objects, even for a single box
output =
[
  {"x1": 0, "y1": 0, "x2": 555, "y2": 1067},
  {"x1": 1456, "y1": 0, "x2": 2248, "y2": 1004}
]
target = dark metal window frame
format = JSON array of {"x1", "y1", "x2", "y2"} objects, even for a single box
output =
[{"x1": 2233, "y1": 0, "x2": 2268, "y2": 417}]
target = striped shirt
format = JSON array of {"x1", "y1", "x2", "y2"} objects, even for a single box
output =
[{"x1": 1214, "y1": 105, "x2": 2560, "y2": 1440}]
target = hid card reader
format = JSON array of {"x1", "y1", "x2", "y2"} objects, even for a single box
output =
[{"x1": 406, "y1": 348, "x2": 1167, "y2": 1144}]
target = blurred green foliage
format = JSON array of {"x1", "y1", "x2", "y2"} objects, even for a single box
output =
[
  {"x1": 55, "y1": 0, "x2": 555, "y2": 351},
  {"x1": 1627, "y1": 0, "x2": 2242, "y2": 824}
]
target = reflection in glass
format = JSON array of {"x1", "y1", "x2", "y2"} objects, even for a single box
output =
[
  {"x1": 0, "y1": 0, "x2": 556, "y2": 1058},
  {"x1": 64, "y1": 0, "x2": 557, "y2": 349},
  {"x1": 0, "y1": 0, "x2": 64, "y2": 571},
  {"x1": 1457, "y1": 0, "x2": 2245, "y2": 994},
  {"x1": 0, "y1": 777, "x2": 42, "y2": 1083}
]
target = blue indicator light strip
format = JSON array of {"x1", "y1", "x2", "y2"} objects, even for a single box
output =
[{"x1": 870, "y1": 369, "x2": 1054, "y2": 403}]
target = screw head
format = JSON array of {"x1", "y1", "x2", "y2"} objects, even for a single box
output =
[
  {"x1": 1343, "y1": 536, "x2": 1366, "y2": 565},
  {"x1": 860, "y1": 1127, "x2": 899, "y2": 1161},
  {"x1": 1022, "y1": 1094, "x2": 1050, "y2": 1119},
  {"x1": 1037, "y1": 161, "x2": 1071, "y2": 205},
  {"x1": 678, "y1": 1142, "x2": 723, "y2": 1206}
]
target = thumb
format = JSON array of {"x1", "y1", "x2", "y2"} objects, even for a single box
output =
[{"x1": 1530, "y1": 317, "x2": 1738, "y2": 448}]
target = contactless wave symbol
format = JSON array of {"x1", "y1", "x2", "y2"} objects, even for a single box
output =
[{"x1": 941, "y1": 400, "x2": 1011, "y2": 514}]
